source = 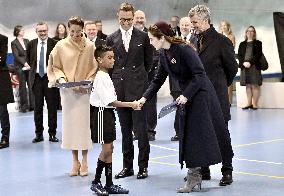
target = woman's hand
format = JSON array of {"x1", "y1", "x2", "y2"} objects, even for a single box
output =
[
  {"x1": 243, "y1": 61, "x2": 251, "y2": 68},
  {"x1": 176, "y1": 95, "x2": 188, "y2": 105},
  {"x1": 130, "y1": 100, "x2": 140, "y2": 110},
  {"x1": 58, "y1": 77, "x2": 67, "y2": 84}
]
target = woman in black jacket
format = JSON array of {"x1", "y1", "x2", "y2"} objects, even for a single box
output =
[{"x1": 238, "y1": 25, "x2": 262, "y2": 110}]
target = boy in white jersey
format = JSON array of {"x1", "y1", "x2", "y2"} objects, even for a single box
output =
[{"x1": 90, "y1": 45, "x2": 137, "y2": 195}]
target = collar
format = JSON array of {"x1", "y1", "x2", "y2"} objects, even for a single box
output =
[
  {"x1": 200, "y1": 24, "x2": 214, "y2": 37},
  {"x1": 38, "y1": 38, "x2": 48, "y2": 44},
  {"x1": 120, "y1": 25, "x2": 134, "y2": 37}
]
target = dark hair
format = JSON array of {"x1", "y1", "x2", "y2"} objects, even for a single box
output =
[
  {"x1": 94, "y1": 45, "x2": 113, "y2": 60},
  {"x1": 54, "y1": 23, "x2": 67, "y2": 38},
  {"x1": 13, "y1": 25, "x2": 23, "y2": 37},
  {"x1": 68, "y1": 16, "x2": 84, "y2": 29},
  {"x1": 148, "y1": 21, "x2": 184, "y2": 44},
  {"x1": 118, "y1": 2, "x2": 135, "y2": 15},
  {"x1": 94, "y1": 20, "x2": 102, "y2": 24}
]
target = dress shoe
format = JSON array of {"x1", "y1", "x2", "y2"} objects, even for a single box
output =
[
  {"x1": 242, "y1": 105, "x2": 253, "y2": 110},
  {"x1": 80, "y1": 162, "x2": 88, "y2": 177},
  {"x1": 137, "y1": 168, "x2": 148, "y2": 179},
  {"x1": 171, "y1": 134, "x2": 179, "y2": 141},
  {"x1": 105, "y1": 184, "x2": 129, "y2": 194},
  {"x1": 69, "y1": 161, "x2": 81, "y2": 177},
  {"x1": 115, "y1": 168, "x2": 134, "y2": 179},
  {"x1": 0, "y1": 140, "x2": 9, "y2": 149},
  {"x1": 49, "y1": 135, "x2": 59, "y2": 142},
  {"x1": 148, "y1": 133, "x2": 155, "y2": 141},
  {"x1": 252, "y1": 106, "x2": 258, "y2": 110},
  {"x1": 219, "y1": 174, "x2": 233, "y2": 186},
  {"x1": 91, "y1": 182, "x2": 108, "y2": 195},
  {"x1": 32, "y1": 135, "x2": 44, "y2": 143}
]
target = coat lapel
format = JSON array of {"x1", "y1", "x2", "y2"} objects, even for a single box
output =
[{"x1": 114, "y1": 30, "x2": 127, "y2": 55}]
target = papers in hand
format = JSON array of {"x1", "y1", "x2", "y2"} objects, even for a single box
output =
[
  {"x1": 54, "y1": 80, "x2": 92, "y2": 88},
  {"x1": 158, "y1": 101, "x2": 178, "y2": 119}
]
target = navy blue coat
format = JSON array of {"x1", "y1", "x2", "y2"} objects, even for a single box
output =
[{"x1": 143, "y1": 44, "x2": 225, "y2": 168}]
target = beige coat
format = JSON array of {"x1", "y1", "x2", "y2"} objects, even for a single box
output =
[
  {"x1": 47, "y1": 36, "x2": 97, "y2": 150},
  {"x1": 47, "y1": 36, "x2": 97, "y2": 86}
]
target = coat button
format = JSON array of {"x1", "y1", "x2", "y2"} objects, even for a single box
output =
[
  {"x1": 133, "y1": 66, "x2": 135, "y2": 68},
  {"x1": 122, "y1": 67, "x2": 124, "y2": 69},
  {"x1": 121, "y1": 78, "x2": 123, "y2": 80}
]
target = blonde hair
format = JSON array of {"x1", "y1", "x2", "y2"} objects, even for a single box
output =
[{"x1": 244, "y1": 25, "x2": 257, "y2": 40}]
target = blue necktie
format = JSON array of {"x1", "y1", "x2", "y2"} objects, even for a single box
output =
[{"x1": 39, "y1": 41, "x2": 45, "y2": 77}]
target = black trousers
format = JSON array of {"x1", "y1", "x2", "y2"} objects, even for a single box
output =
[
  {"x1": 170, "y1": 91, "x2": 181, "y2": 135},
  {"x1": 16, "y1": 69, "x2": 34, "y2": 111},
  {"x1": 117, "y1": 107, "x2": 150, "y2": 169},
  {"x1": 32, "y1": 74, "x2": 58, "y2": 136},
  {"x1": 144, "y1": 93, "x2": 157, "y2": 135},
  {"x1": 0, "y1": 104, "x2": 10, "y2": 142},
  {"x1": 201, "y1": 121, "x2": 234, "y2": 175}
]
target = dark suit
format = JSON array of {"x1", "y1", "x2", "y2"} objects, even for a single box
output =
[
  {"x1": 11, "y1": 38, "x2": 34, "y2": 111},
  {"x1": 26, "y1": 38, "x2": 58, "y2": 136},
  {"x1": 138, "y1": 27, "x2": 158, "y2": 137},
  {"x1": 106, "y1": 27, "x2": 153, "y2": 169},
  {"x1": 198, "y1": 26, "x2": 238, "y2": 175},
  {"x1": 97, "y1": 31, "x2": 107, "y2": 41},
  {"x1": 0, "y1": 34, "x2": 14, "y2": 142}
]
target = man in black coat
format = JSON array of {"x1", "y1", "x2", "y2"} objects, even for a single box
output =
[
  {"x1": 189, "y1": 5, "x2": 238, "y2": 186},
  {"x1": 133, "y1": 9, "x2": 158, "y2": 141},
  {"x1": 26, "y1": 22, "x2": 59, "y2": 143},
  {"x1": 106, "y1": 2, "x2": 153, "y2": 179},
  {"x1": 0, "y1": 34, "x2": 14, "y2": 149}
]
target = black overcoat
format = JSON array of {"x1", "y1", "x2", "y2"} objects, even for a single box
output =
[
  {"x1": 0, "y1": 34, "x2": 14, "y2": 105},
  {"x1": 143, "y1": 44, "x2": 225, "y2": 168},
  {"x1": 198, "y1": 27, "x2": 238, "y2": 122}
]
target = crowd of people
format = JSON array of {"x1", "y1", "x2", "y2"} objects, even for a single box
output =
[{"x1": 0, "y1": 2, "x2": 267, "y2": 195}]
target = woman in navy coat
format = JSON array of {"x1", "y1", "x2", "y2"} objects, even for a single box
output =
[{"x1": 138, "y1": 21, "x2": 227, "y2": 193}]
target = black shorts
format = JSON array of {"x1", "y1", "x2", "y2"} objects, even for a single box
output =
[{"x1": 92, "y1": 107, "x2": 116, "y2": 144}]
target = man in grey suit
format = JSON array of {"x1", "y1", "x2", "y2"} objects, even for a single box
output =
[
  {"x1": 188, "y1": 5, "x2": 238, "y2": 186},
  {"x1": 106, "y1": 2, "x2": 153, "y2": 179},
  {"x1": 26, "y1": 22, "x2": 59, "y2": 143}
]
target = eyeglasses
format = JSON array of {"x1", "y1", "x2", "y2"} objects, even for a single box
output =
[
  {"x1": 37, "y1": 30, "x2": 47, "y2": 33},
  {"x1": 120, "y1": 18, "x2": 133, "y2": 23}
]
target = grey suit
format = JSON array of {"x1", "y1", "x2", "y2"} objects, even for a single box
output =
[
  {"x1": 106, "y1": 27, "x2": 153, "y2": 169},
  {"x1": 11, "y1": 38, "x2": 34, "y2": 111}
]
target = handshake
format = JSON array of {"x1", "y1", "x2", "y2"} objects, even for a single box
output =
[{"x1": 130, "y1": 97, "x2": 147, "y2": 110}]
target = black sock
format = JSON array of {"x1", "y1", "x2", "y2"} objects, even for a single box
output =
[
  {"x1": 105, "y1": 162, "x2": 113, "y2": 186},
  {"x1": 93, "y1": 159, "x2": 105, "y2": 184}
]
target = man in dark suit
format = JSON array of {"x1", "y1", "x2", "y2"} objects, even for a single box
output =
[
  {"x1": 0, "y1": 34, "x2": 14, "y2": 149},
  {"x1": 11, "y1": 25, "x2": 34, "y2": 113},
  {"x1": 188, "y1": 5, "x2": 238, "y2": 186},
  {"x1": 106, "y1": 2, "x2": 153, "y2": 179},
  {"x1": 26, "y1": 22, "x2": 59, "y2": 143},
  {"x1": 85, "y1": 21, "x2": 106, "y2": 47},
  {"x1": 95, "y1": 20, "x2": 108, "y2": 41},
  {"x1": 133, "y1": 9, "x2": 158, "y2": 141},
  {"x1": 170, "y1": 16, "x2": 181, "y2": 37}
]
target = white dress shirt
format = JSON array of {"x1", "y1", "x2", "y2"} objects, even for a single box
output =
[
  {"x1": 36, "y1": 38, "x2": 48, "y2": 74},
  {"x1": 120, "y1": 25, "x2": 133, "y2": 52}
]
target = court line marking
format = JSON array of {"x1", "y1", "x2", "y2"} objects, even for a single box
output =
[
  {"x1": 150, "y1": 154, "x2": 283, "y2": 165},
  {"x1": 149, "y1": 160, "x2": 284, "y2": 179}
]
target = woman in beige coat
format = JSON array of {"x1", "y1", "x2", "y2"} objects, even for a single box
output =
[{"x1": 48, "y1": 16, "x2": 97, "y2": 177}]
